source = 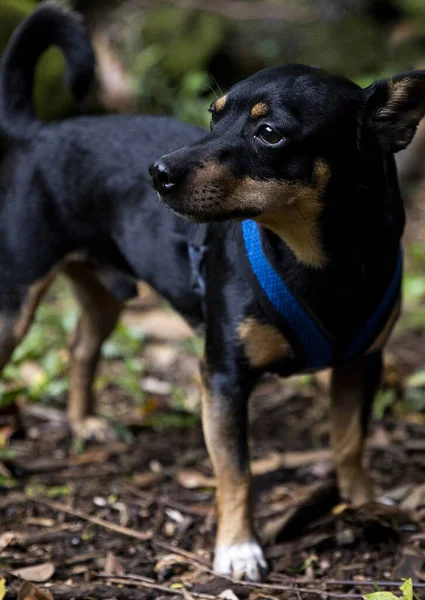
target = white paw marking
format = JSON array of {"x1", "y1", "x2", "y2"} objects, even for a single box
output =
[{"x1": 213, "y1": 540, "x2": 268, "y2": 581}]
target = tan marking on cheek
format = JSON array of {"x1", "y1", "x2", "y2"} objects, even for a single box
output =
[
  {"x1": 250, "y1": 102, "x2": 269, "y2": 119},
  {"x1": 238, "y1": 317, "x2": 293, "y2": 367},
  {"x1": 250, "y1": 159, "x2": 330, "y2": 268},
  {"x1": 188, "y1": 159, "x2": 330, "y2": 268},
  {"x1": 367, "y1": 296, "x2": 401, "y2": 354},
  {"x1": 214, "y1": 94, "x2": 227, "y2": 112}
]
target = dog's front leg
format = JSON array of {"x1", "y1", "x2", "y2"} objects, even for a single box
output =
[
  {"x1": 330, "y1": 351, "x2": 383, "y2": 506},
  {"x1": 201, "y1": 369, "x2": 267, "y2": 581}
]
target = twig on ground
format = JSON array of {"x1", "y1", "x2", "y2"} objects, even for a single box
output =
[
  {"x1": 5, "y1": 583, "x2": 150, "y2": 600},
  {"x1": 95, "y1": 574, "x2": 216, "y2": 599},
  {"x1": 124, "y1": 484, "x2": 210, "y2": 517},
  {"x1": 98, "y1": 567, "x2": 366, "y2": 598},
  {"x1": 323, "y1": 579, "x2": 425, "y2": 589},
  {"x1": 152, "y1": 539, "x2": 210, "y2": 566},
  {"x1": 31, "y1": 498, "x2": 153, "y2": 542}
]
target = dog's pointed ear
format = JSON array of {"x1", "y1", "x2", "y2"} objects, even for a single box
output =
[{"x1": 361, "y1": 71, "x2": 425, "y2": 152}]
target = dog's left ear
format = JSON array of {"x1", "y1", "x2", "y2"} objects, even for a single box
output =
[{"x1": 361, "y1": 71, "x2": 425, "y2": 152}]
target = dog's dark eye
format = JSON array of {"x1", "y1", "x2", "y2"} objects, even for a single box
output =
[{"x1": 258, "y1": 125, "x2": 283, "y2": 145}]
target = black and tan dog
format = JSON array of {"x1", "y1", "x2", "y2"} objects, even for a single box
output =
[{"x1": 1, "y1": 4, "x2": 425, "y2": 581}]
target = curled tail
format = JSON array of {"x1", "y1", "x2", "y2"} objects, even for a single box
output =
[{"x1": 0, "y1": 4, "x2": 95, "y2": 140}]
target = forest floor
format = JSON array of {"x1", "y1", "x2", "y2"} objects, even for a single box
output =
[{"x1": 2, "y1": 198, "x2": 425, "y2": 600}]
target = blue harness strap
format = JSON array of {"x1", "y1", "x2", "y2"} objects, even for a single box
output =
[{"x1": 242, "y1": 219, "x2": 402, "y2": 370}]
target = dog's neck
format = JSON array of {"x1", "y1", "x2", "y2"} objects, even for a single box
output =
[
  {"x1": 256, "y1": 152, "x2": 404, "y2": 276},
  {"x1": 249, "y1": 152, "x2": 404, "y2": 338},
  {"x1": 255, "y1": 207, "x2": 326, "y2": 269}
]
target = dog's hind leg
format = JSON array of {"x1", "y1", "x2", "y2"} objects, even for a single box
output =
[
  {"x1": 62, "y1": 261, "x2": 123, "y2": 441},
  {"x1": 0, "y1": 274, "x2": 55, "y2": 370},
  {"x1": 330, "y1": 351, "x2": 382, "y2": 506}
]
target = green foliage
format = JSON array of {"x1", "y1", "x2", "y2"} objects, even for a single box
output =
[
  {"x1": 403, "y1": 273, "x2": 425, "y2": 306},
  {"x1": 0, "y1": 475, "x2": 17, "y2": 489},
  {"x1": 25, "y1": 483, "x2": 72, "y2": 498},
  {"x1": 132, "y1": 56, "x2": 214, "y2": 128},
  {"x1": 181, "y1": 336, "x2": 204, "y2": 358},
  {"x1": 0, "y1": 0, "x2": 37, "y2": 56},
  {"x1": 373, "y1": 389, "x2": 397, "y2": 419},
  {"x1": 34, "y1": 47, "x2": 75, "y2": 122},
  {"x1": 364, "y1": 578, "x2": 413, "y2": 600},
  {"x1": 142, "y1": 7, "x2": 225, "y2": 78},
  {"x1": 129, "y1": 5, "x2": 227, "y2": 127}
]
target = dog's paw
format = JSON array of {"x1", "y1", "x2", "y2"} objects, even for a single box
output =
[
  {"x1": 213, "y1": 540, "x2": 268, "y2": 581},
  {"x1": 70, "y1": 416, "x2": 117, "y2": 443}
]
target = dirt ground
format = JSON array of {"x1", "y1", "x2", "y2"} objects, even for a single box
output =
[{"x1": 2, "y1": 203, "x2": 425, "y2": 599}]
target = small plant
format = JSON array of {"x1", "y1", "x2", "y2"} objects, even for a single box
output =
[{"x1": 364, "y1": 579, "x2": 414, "y2": 600}]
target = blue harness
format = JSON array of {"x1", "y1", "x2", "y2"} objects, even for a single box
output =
[{"x1": 241, "y1": 219, "x2": 402, "y2": 371}]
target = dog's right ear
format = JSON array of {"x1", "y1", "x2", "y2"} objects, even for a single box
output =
[{"x1": 361, "y1": 71, "x2": 425, "y2": 152}]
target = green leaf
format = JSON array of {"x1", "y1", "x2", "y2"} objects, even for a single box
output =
[
  {"x1": 401, "y1": 579, "x2": 413, "y2": 600},
  {"x1": 0, "y1": 475, "x2": 17, "y2": 489},
  {"x1": 0, "y1": 577, "x2": 6, "y2": 600},
  {"x1": 403, "y1": 274, "x2": 425, "y2": 305},
  {"x1": 407, "y1": 370, "x2": 425, "y2": 389},
  {"x1": 373, "y1": 389, "x2": 396, "y2": 419}
]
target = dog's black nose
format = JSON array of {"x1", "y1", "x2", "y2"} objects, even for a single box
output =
[{"x1": 149, "y1": 160, "x2": 176, "y2": 194}]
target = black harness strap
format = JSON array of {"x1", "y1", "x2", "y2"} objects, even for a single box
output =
[{"x1": 188, "y1": 224, "x2": 209, "y2": 298}]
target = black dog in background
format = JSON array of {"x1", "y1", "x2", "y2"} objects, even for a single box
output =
[{"x1": 1, "y1": 4, "x2": 425, "y2": 581}]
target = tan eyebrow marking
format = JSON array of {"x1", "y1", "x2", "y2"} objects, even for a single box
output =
[
  {"x1": 214, "y1": 94, "x2": 227, "y2": 112},
  {"x1": 250, "y1": 102, "x2": 269, "y2": 118}
]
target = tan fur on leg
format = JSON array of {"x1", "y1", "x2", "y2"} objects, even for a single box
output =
[
  {"x1": 63, "y1": 262, "x2": 122, "y2": 435},
  {"x1": 201, "y1": 384, "x2": 267, "y2": 580},
  {"x1": 0, "y1": 273, "x2": 54, "y2": 368},
  {"x1": 330, "y1": 354, "x2": 382, "y2": 506}
]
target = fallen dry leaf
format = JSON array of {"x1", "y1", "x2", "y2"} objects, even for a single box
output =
[
  {"x1": 177, "y1": 469, "x2": 216, "y2": 489},
  {"x1": 155, "y1": 553, "x2": 188, "y2": 581},
  {"x1": 122, "y1": 309, "x2": 193, "y2": 341},
  {"x1": 400, "y1": 483, "x2": 425, "y2": 511},
  {"x1": 68, "y1": 443, "x2": 128, "y2": 466},
  {"x1": 17, "y1": 581, "x2": 54, "y2": 600},
  {"x1": 143, "y1": 343, "x2": 179, "y2": 372},
  {"x1": 219, "y1": 590, "x2": 240, "y2": 600},
  {"x1": 333, "y1": 503, "x2": 349, "y2": 515},
  {"x1": 251, "y1": 452, "x2": 285, "y2": 475},
  {"x1": 0, "y1": 461, "x2": 12, "y2": 478},
  {"x1": 140, "y1": 377, "x2": 172, "y2": 395},
  {"x1": 104, "y1": 552, "x2": 125, "y2": 577},
  {"x1": 251, "y1": 449, "x2": 331, "y2": 476},
  {"x1": 0, "y1": 425, "x2": 15, "y2": 448},
  {"x1": 181, "y1": 589, "x2": 197, "y2": 600},
  {"x1": 19, "y1": 362, "x2": 45, "y2": 387},
  {"x1": 24, "y1": 518, "x2": 55, "y2": 527},
  {"x1": 393, "y1": 546, "x2": 424, "y2": 579},
  {"x1": 262, "y1": 506, "x2": 299, "y2": 543},
  {"x1": 11, "y1": 562, "x2": 55, "y2": 583},
  {"x1": 132, "y1": 471, "x2": 164, "y2": 488},
  {"x1": 0, "y1": 531, "x2": 15, "y2": 552}
]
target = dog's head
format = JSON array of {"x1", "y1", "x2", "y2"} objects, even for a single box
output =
[{"x1": 150, "y1": 65, "x2": 425, "y2": 267}]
